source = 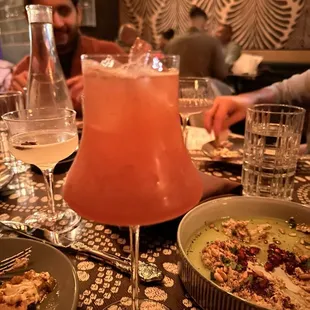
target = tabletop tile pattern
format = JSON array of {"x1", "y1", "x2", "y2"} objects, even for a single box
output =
[{"x1": 0, "y1": 160, "x2": 309, "y2": 309}]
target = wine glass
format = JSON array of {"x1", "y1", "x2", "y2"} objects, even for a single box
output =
[
  {"x1": 63, "y1": 54, "x2": 203, "y2": 309},
  {"x1": 2, "y1": 108, "x2": 80, "y2": 233},
  {"x1": 179, "y1": 77, "x2": 215, "y2": 144},
  {"x1": 0, "y1": 91, "x2": 30, "y2": 174}
]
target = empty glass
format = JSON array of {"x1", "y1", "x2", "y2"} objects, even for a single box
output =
[
  {"x1": 0, "y1": 91, "x2": 30, "y2": 174},
  {"x1": 178, "y1": 78, "x2": 214, "y2": 143},
  {"x1": 242, "y1": 104, "x2": 305, "y2": 200}
]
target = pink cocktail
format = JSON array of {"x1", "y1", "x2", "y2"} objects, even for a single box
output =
[
  {"x1": 64, "y1": 55, "x2": 202, "y2": 226},
  {"x1": 64, "y1": 54, "x2": 202, "y2": 309}
]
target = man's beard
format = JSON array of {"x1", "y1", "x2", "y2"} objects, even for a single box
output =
[{"x1": 55, "y1": 28, "x2": 79, "y2": 55}]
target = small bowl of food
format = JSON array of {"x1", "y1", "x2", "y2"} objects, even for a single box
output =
[{"x1": 177, "y1": 196, "x2": 310, "y2": 310}]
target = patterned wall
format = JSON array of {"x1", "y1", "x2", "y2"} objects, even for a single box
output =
[{"x1": 121, "y1": 0, "x2": 310, "y2": 50}]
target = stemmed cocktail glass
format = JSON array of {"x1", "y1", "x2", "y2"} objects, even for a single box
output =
[
  {"x1": 63, "y1": 54, "x2": 203, "y2": 309},
  {"x1": 179, "y1": 78, "x2": 215, "y2": 144},
  {"x1": 2, "y1": 108, "x2": 80, "y2": 233}
]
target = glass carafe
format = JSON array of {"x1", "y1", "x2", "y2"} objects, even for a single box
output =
[
  {"x1": 26, "y1": 5, "x2": 73, "y2": 110},
  {"x1": 63, "y1": 54, "x2": 202, "y2": 309}
]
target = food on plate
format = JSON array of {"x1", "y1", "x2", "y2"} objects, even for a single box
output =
[
  {"x1": 288, "y1": 217, "x2": 310, "y2": 234},
  {"x1": 0, "y1": 257, "x2": 29, "y2": 276},
  {"x1": 206, "y1": 140, "x2": 242, "y2": 159},
  {"x1": 210, "y1": 147, "x2": 241, "y2": 158},
  {"x1": 193, "y1": 218, "x2": 310, "y2": 309},
  {"x1": 0, "y1": 270, "x2": 56, "y2": 310}
]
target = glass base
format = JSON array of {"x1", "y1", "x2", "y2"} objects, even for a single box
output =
[
  {"x1": 10, "y1": 161, "x2": 30, "y2": 174},
  {"x1": 242, "y1": 190, "x2": 293, "y2": 201},
  {"x1": 25, "y1": 208, "x2": 81, "y2": 233},
  {"x1": 0, "y1": 169, "x2": 14, "y2": 188},
  {"x1": 104, "y1": 298, "x2": 170, "y2": 310}
]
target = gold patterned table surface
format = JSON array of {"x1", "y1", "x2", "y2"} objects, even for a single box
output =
[{"x1": 0, "y1": 160, "x2": 310, "y2": 310}]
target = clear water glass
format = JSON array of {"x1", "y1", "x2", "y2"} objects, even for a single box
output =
[
  {"x1": 0, "y1": 91, "x2": 30, "y2": 174},
  {"x1": 242, "y1": 104, "x2": 305, "y2": 200}
]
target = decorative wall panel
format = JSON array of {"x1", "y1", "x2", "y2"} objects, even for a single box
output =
[{"x1": 121, "y1": 0, "x2": 308, "y2": 50}]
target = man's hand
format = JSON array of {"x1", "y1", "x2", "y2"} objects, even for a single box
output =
[
  {"x1": 204, "y1": 87, "x2": 278, "y2": 136},
  {"x1": 204, "y1": 96, "x2": 251, "y2": 136},
  {"x1": 67, "y1": 75, "x2": 84, "y2": 114},
  {"x1": 11, "y1": 71, "x2": 28, "y2": 92}
]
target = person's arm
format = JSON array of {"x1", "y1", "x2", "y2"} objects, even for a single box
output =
[
  {"x1": 268, "y1": 69, "x2": 310, "y2": 105},
  {"x1": 12, "y1": 56, "x2": 29, "y2": 76},
  {"x1": 204, "y1": 85, "x2": 278, "y2": 136},
  {"x1": 205, "y1": 69, "x2": 310, "y2": 135},
  {"x1": 10, "y1": 71, "x2": 28, "y2": 92},
  {"x1": 235, "y1": 86, "x2": 277, "y2": 105},
  {"x1": 211, "y1": 39, "x2": 228, "y2": 81},
  {"x1": 10, "y1": 56, "x2": 30, "y2": 92}
]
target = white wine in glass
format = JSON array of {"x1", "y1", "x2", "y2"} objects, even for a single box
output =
[{"x1": 10, "y1": 130, "x2": 77, "y2": 170}]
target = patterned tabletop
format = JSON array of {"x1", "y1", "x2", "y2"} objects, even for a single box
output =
[{"x1": 0, "y1": 159, "x2": 310, "y2": 310}]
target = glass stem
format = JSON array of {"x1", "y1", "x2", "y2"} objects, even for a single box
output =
[
  {"x1": 130, "y1": 225, "x2": 140, "y2": 310},
  {"x1": 181, "y1": 116, "x2": 189, "y2": 145},
  {"x1": 42, "y1": 168, "x2": 56, "y2": 215}
]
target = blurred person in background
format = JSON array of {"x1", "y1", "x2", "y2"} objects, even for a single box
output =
[
  {"x1": 204, "y1": 70, "x2": 310, "y2": 137},
  {"x1": 11, "y1": 0, "x2": 123, "y2": 114},
  {"x1": 116, "y1": 23, "x2": 139, "y2": 53},
  {"x1": 165, "y1": 6, "x2": 227, "y2": 80},
  {"x1": 0, "y1": 41, "x2": 14, "y2": 92},
  {"x1": 188, "y1": 6, "x2": 207, "y2": 33},
  {"x1": 159, "y1": 29, "x2": 175, "y2": 51},
  {"x1": 215, "y1": 24, "x2": 241, "y2": 67},
  {"x1": 0, "y1": 62, "x2": 14, "y2": 92}
]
